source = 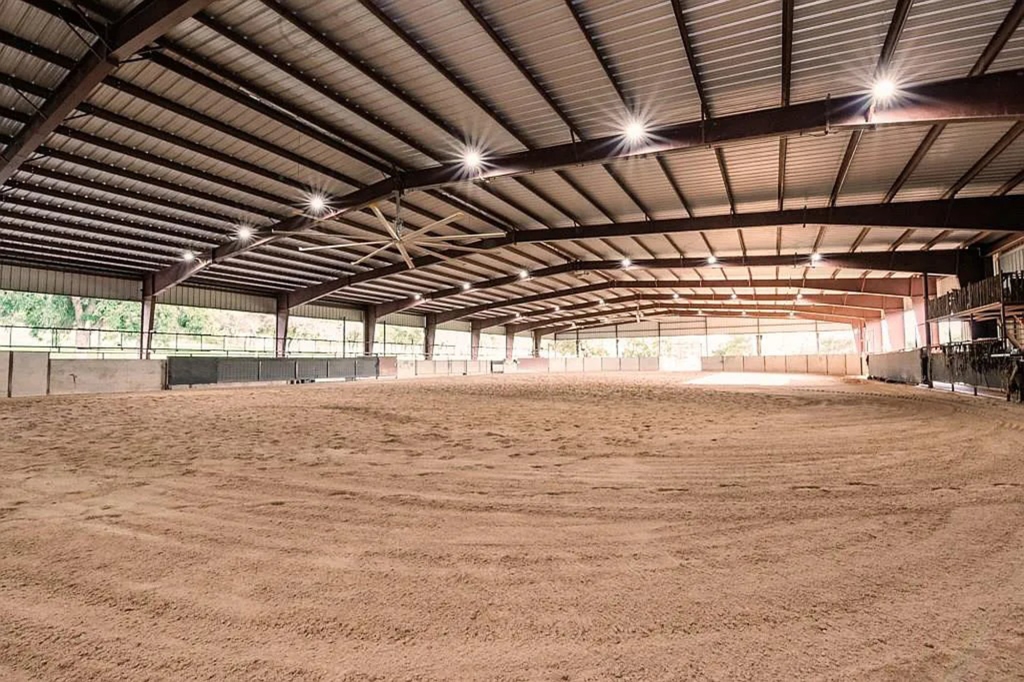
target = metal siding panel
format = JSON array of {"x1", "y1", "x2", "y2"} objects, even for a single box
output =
[{"x1": 0, "y1": 263, "x2": 139, "y2": 299}]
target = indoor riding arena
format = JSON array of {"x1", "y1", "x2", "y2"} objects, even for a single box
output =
[{"x1": 1, "y1": 1, "x2": 1023, "y2": 680}]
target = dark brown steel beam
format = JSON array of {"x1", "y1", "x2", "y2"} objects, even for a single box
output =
[
  {"x1": 0, "y1": 0, "x2": 213, "y2": 185},
  {"x1": 445, "y1": 286, "x2": 905, "y2": 327},
  {"x1": 511, "y1": 301, "x2": 879, "y2": 335},
  {"x1": 282, "y1": 196, "x2": 1017, "y2": 308},
  {"x1": 324, "y1": 70, "x2": 1024, "y2": 213}
]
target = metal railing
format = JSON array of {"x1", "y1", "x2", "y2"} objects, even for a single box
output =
[
  {"x1": 927, "y1": 272, "x2": 1024, "y2": 320},
  {"x1": 0, "y1": 324, "x2": 469, "y2": 359}
]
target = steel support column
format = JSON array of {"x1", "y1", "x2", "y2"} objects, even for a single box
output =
[
  {"x1": 532, "y1": 330, "x2": 543, "y2": 358},
  {"x1": 364, "y1": 306, "x2": 377, "y2": 356},
  {"x1": 885, "y1": 308, "x2": 906, "y2": 351},
  {"x1": 140, "y1": 275, "x2": 155, "y2": 360},
  {"x1": 470, "y1": 327, "x2": 481, "y2": 361},
  {"x1": 505, "y1": 327, "x2": 515, "y2": 361},
  {"x1": 275, "y1": 294, "x2": 289, "y2": 358},
  {"x1": 424, "y1": 313, "x2": 437, "y2": 360},
  {"x1": 922, "y1": 272, "x2": 934, "y2": 387}
]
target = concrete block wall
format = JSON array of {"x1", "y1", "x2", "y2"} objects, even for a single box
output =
[
  {"x1": 49, "y1": 359, "x2": 164, "y2": 395},
  {"x1": 9, "y1": 352, "x2": 49, "y2": 397},
  {"x1": 1, "y1": 353, "x2": 168, "y2": 398},
  {"x1": 700, "y1": 354, "x2": 864, "y2": 376},
  {"x1": 0, "y1": 352, "x2": 9, "y2": 397}
]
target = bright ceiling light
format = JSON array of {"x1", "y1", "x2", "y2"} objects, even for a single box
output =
[
  {"x1": 462, "y1": 282, "x2": 471, "y2": 291},
  {"x1": 598, "y1": 298, "x2": 605, "y2": 305},
  {"x1": 796, "y1": 293, "x2": 804, "y2": 300},
  {"x1": 621, "y1": 258, "x2": 632, "y2": 268},
  {"x1": 553, "y1": 306, "x2": 560, "y2": 312},
  {"x1": 742, "y1": 311, "x2": 747, "y2": 316},
  {"x1": 462, "y1": 147, "x2": 483, "y2": 170},
  {"x1": 307, "y1": 193, "x2": 327, "y2": 213},
  {"x1": 183, "y1": 252, "x2": 195, "y2": 262},
  {"x1": 871, "y1": 77, "x2": 898, "y2": 104},
  {"x1": 413, "y1": 293, "x2": 422, "y2": 300},
  {"x1": 707, "y1": 255, "x2": 718, "y2": 265},
  {"x1": 672, "y1": 293, "x2": 680, "y2": 299},
  {"x1": 515, "y1": 312, "x2": 522, "y2": 319},
  {"x1": 237, "y1": 225, "x2": 253, "y2": 240},
  {"x1": 519, "y1": 269, "x2": 529, "y2": 279},
  {"x1": 789, "y1": 311, "x2": 795, "y2": 317},
  {"x1": 810, "y1": 252, "x2": 822, "y2": 265},
  {"x1": 623, "y1": 116, "x2": 647, "y2": 144},
  {"x1": 730, "y1": 293, "x2": 738, "y2": 300}
]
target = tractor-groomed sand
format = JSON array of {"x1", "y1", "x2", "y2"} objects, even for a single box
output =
[{"x1": 1, "y1": 373, "x2": 1023, "y2": 680}]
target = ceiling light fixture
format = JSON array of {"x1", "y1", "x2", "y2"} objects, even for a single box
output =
[
  {"x1": 519, "y1": 269, "x2": 530, "y2": 279},
  {"x1": 307, "y1": 193, "x2": 327, "y2": 214},
  {"x1": 182, "y1": 252, "x2": 195, "y2": 262},
  {"x1": 871, "y1": 77, "x2": 898, "y2": 105},
  {"x1": 707, "y1": 255, "x2": 718, "y2": 265},
  {"x1": 621, "y1": 258, "x2": 632, "y2": 268},
  {"x1": 462, "y1": 147, "x2": 483, "y2": 170},
  {"x1": 462, "y1": 282, "x2": 471, "y2": 291},
  {"x1": 623, "y1": 116, "x2": 647, "y2": 144},
  {"x1": 237, "y1": 225, "x2": 253, "y2": 240}
]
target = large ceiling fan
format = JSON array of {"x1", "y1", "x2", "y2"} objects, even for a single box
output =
[{"x1": 285, "y1": 192, "x2": 503, "y2": 268}]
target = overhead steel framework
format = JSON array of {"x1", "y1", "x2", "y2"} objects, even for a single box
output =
[{"x1": 0, "y1": 0, "x2": 1022, "y2": 356}]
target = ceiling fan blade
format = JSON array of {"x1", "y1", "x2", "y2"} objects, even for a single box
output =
[
  {"x1": 395, "y1": 241, "x2": 416, "y2": 269},
  {"x1": 395, "y1": 212, "x2": 467, "y2": 243},
  {"x1": 352, "y1": 241, "x2": 399, "y2": 266},
  {"x1": 370, "y1": 204, "x2": 400, "y2": 240},
  {"x1": 298, "y1": 241, "x2": 393, "y2": 252}
]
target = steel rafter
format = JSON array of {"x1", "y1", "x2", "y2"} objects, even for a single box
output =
[
  {"x1": 0, "y1": 0, "x2": 214, "y2": 185},
  {"x1": 282, "y1": 196, "x2": 1016, "y2": 308}
]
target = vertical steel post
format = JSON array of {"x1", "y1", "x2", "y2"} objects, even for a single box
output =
[
  {"x1": 140, "y1": 275, "x2": 155, "y2": 360},
  {"x1": 363, "y1": 306, "x2": 377, "y2": 356},
  {"x1": 923, "y1": 272, "x2": 933, "y2": 387},
  {"x1": 424, "y1": 313, "x2": 437, "y2": 360},
  {"x1": 274, "y1": 293, "x2": 289, "y2": 358}
]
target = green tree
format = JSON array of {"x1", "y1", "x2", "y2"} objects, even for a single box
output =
[
  {"x1": 0, "y1": 291, "x2": 140, "y2": 345},
  {"x1": 712, "y1": 335, "x2": 754, "y2": 357},
  {"x1": 622, "y1": 338, "x2": 659, "y2": 358}
]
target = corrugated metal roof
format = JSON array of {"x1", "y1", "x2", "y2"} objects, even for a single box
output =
[
  {"x1": 472, "y1": 0, "x2": 626, "y2": 139},
  {"x1": 0, "y1": 0, "x2": 1019, "y2": 326},
  {"x1": 790, "y1": 0, "x2": 895, "y2": 104},
  {"x1": 686, "y1": 0, "x2": 783, "y2": 115},
  {"x1": 895, "y1": 120, "x2": 1015, "y2": 201},
  {"x1": 783, "y1": 131, "x2": 852, "y2": 209},
  {"x1": 895, "y1": 0, "x2": 1016, "y2": 83}
]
